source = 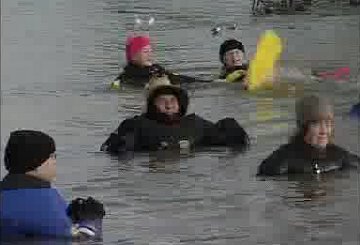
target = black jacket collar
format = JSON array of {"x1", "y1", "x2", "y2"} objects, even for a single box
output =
[{"x1": 124, "y1": 63, "x2": 152, "y2": 77}]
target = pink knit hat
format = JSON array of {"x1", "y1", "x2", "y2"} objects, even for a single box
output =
[{"x1": 125, "y1": 35, "x2": 151, "y2": 62}]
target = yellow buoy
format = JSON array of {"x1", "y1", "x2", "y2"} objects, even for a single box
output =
[{"x1": 248, "y1": 30, "x2": 282, "y2": 92}]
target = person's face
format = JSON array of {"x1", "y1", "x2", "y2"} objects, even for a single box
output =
[
  {"x1": 35, "y1": 153, "x2": 57, "y2": 182},
  {"x1": 154, "y1": 94, "x2": 180, "y2": 116},
  {"x1": 304, "y1": 117, "x2": 334, "y2": 149},
  {"x1": 132, "y1": 45, "x2": 153, "y2": 67},
  {"x1": 224, "y1": 49, "x2": 244, "y2": 68}
]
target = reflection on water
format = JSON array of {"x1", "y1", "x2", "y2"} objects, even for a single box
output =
[{"x1": 1, "y1": 0, "x2": 360, "y2": 244}]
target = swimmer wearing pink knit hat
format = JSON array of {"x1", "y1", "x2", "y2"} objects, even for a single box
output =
[
  {"x1": 111, "y1": 34, "x2": 169, "y2": 88},
  {"x1": 125, "y1": 35, "x2": 153, "y2": 67},
  {"x1": 110, "y1": 34, "x2": 211, "y2": 89}
]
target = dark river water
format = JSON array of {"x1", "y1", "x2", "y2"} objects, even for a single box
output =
[{"x1": 1, "y1": 0, "x2": 360, "y2": 244}]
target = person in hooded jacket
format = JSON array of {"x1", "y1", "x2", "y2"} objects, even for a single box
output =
[
  {"x1": 257, "y1": 95, "x2": 360, "y2": 176},
  {"x1": 101, "y1": 75, "x2": 250, "y2": 154},
  {"x1": 0, "y1": 130, "x2": 105, "y2": 242},
  {"x1": 219, "y1": 39, "x2": 249, "y2": 88},
  {"x1": 111, "y1": 35, "x2": 210, "y2": 89}
]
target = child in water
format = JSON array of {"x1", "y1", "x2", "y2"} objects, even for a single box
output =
[{"x1": 0, "y1": 130, "x2": 105, "y2": 241}]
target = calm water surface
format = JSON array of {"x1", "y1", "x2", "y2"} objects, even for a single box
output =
[{"x1": 1, "y1": 0, "x2": 360, "y2": 244}]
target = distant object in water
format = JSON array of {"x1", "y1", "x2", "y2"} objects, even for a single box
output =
[
  {"x1": 211, "y1": 23, "x2": 238, "y2": 36},
  {"x1": 252, "y1": 0, "x2": 307, "y2": 15},
  {"x1": 211, "y1": 26, "x2": 222, "y2": 36},
  {"x1": 227, "y1": 23, "x2": 238, "y2": 30},
  {"x1": 312, "y1": 67, "x2": 350, "y2": 82},
  {"x1": 133, "y1": 15, "x2": 155, "y2": 31}
]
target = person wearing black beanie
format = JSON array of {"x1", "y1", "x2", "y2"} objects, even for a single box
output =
[
  {"x1": 4, "y1": 130, "x2": 57, "y2": 180},
  {"x1": 219, "y1": 39, "x2": 249, "y2": 88},
  {"x1": 219, "y1": 39, "x2": 245, "y2": 65},
  {"x1": 0, "y1": 130, "x2": 105, "y2": 241}
]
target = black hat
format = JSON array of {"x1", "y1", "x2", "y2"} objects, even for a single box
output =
[
  {"x1": 4, "y1": 130, "x2": 56, "y2": 174},
  {"x1": 219, "y1": 39, "x2": 245, "y2": 64}
]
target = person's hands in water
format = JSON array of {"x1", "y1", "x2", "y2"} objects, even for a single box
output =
[
  {"x1": 224, "y1": 69, "x2": 249, "y2": 90},
  {"x1": 149, "y1": 64, "x2": 167, "y2": 78},
  {"x1": 68, "y1": 197, "x2": 105, "y2": 222},
  {"x1": 67, "y1": 197, "x2": 106, "y2": 239}
]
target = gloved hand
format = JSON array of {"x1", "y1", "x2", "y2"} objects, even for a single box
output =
[
  {"x1": 225, "y1": 69, "x2": 247, "y2": 83},
  {"x1": 149, "y1": 64, "x2": 167, "y2": 77},
  {"x1": 67, "y1": 197, "x2": 105, "y2": 222},
  {"x1": 68, "y1": 197, "x2": 105, "y2": 239},
  {"x1": 215, "y1": 118, "x2": 250, "y2": 149}
]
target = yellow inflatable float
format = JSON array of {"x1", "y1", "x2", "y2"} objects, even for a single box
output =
[
  {"x1": 247, "y1": 30, "x2": 285, "y2": 127},
  {"x1": 248, "y1": 30, "x2": 283, "y2": 92}
]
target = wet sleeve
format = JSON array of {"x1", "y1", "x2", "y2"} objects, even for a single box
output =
[
  {"x1": 193, "y1": 116, "x2": 220, "y2": 146},
  {"x1": 100, "y1": 131, "x2": 119, "y2": 152},
  {"x1": 197, "y1": 117, "x2": 250, "y2": 149},
  {"x1": 213, "y1": 118, "x2": 250, "y2": 149},
  {"x1": 343, "y1": 150, "x2": 360, "y2": 169},
  {"x1": 166, "y1": 72, "x2": 213, "y2": 85},
  {"x1": 114, "y1": 69, "x2": 125, "y2": 82},
  {"x1": 100, "y1": 117, "x2": 139, "y2": 153},
  {"x1": 257, "y1": 145, "x2": 289, "y2": 176}
]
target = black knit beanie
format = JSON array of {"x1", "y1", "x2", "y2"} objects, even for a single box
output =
[
  {"x1": 219, "y1": 39, "x2": 245, "y2": 64},
  {"x1": 4, "y1": 130, "x2": 56, "y2": 174}
]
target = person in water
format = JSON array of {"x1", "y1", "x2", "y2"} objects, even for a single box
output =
[
  {"x1": 112, "y1": 34, "x2": 207, "y2": 88},
  {"x1": 101, "y1": 74, "x2": 250, "y2": 154},
  {"x1": 0, "y1": 130, "x2": 105, "y2": 241},
  {"x1": 219, "y1": 39, "x2": 249, "y2": 88},
  {"x1": 349, "y1": 94, "x2": 360, "y2": 119},
  {"x1": 257, "y1": 95, "x2": 360, "y2": 176}
]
